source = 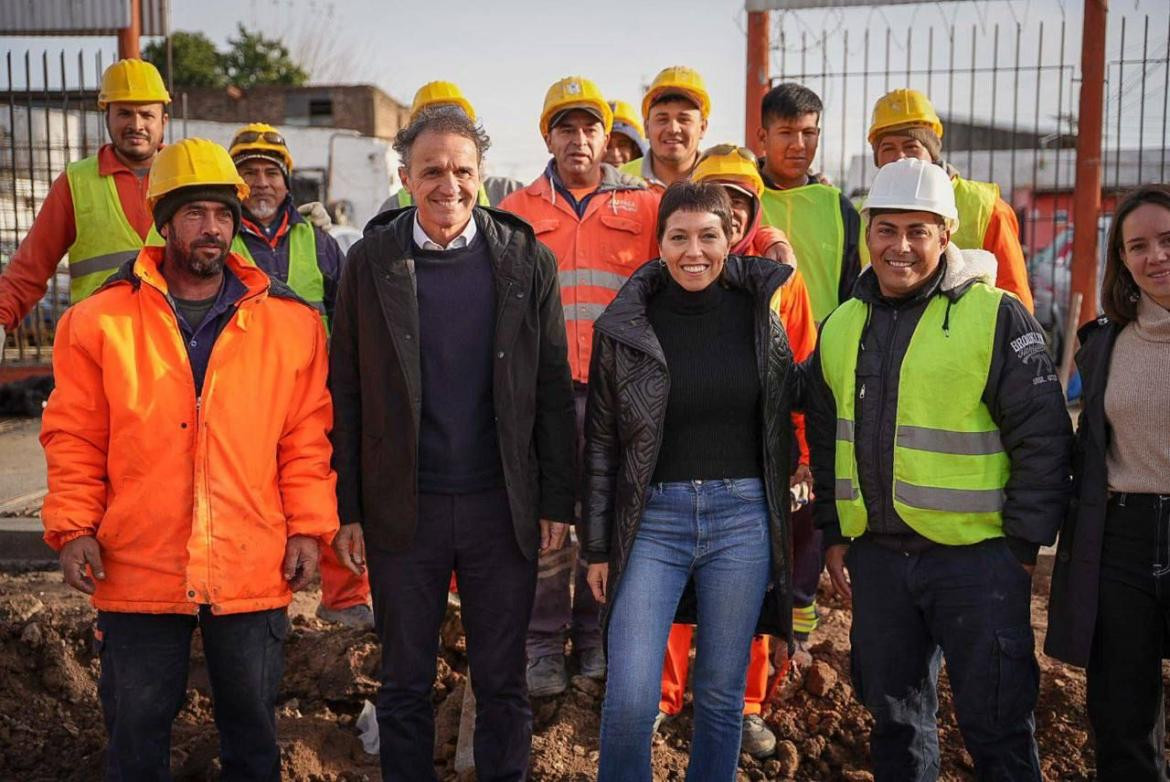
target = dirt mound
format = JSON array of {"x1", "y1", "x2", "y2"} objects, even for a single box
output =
[{"x1": 0, "y1": 559, "x2": 1117, "y2": 780}]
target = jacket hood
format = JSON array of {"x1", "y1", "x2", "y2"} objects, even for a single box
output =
[
  {"x1": 854, "y1": 244, "x2": 998, "y2": 304},
  {"x1": 595, "y1": 255, "x2": 792, "y2": 357}
]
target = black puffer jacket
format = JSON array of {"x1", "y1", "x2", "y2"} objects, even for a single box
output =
[
  {"x1": 1045, "y1": 318, "x2": 1121, "y2": 667},
  {"x1": 329, "y1": 206, "x2": 576, "y2": 557},
  {"x1": 582, "y1": 256, "x2": 796, "y2": 642},
  {"x1": 806, "y1": 247, "x2": 1073, "y2": 561}
]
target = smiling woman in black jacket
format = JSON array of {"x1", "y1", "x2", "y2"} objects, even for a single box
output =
[
  {"x1": 1046, "y1": 184, "x2": 1170, "y2": 780},
  {"x1": 582, "y1": 182, "x2": 795, "y2": 782}
]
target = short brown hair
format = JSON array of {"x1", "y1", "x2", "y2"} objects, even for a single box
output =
[
  {"x1": 656, "y1": 181, "x2": 734, "y2": 243},
  {"x1": 1102, "y1": 183, "x2": 1170, "y2": 325}
]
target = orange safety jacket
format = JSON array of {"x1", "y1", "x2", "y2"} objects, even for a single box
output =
[
  {"x1": 499, "y1": 163, "x2": 660, "y2": 384},
  {"x1": 40, "y1": 246, "x2": 338, "y2": 616}
]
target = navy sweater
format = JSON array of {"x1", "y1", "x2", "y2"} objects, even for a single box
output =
[{"x1": 413, "y1": 233, "x2": 505, "y2": 494}]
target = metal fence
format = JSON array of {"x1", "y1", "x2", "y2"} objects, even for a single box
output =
[{"x1": 771, "y1": 10, "x2": 1170, "y2": 349}]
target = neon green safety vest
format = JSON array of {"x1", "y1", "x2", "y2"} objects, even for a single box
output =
[
  {"x1": 394, "y1": 185, "x2": 490, "y2": 208},
  {"x1": 818, "y1": 283, "x2": 1011, "y2": 545},
  {"x1": 759, "y1": 183, "x2": 844, "y2": 323},
  {"x1": 231, "y1": 221, "x2": 328, "y2": 331},
  {"x1": 951, "y1": 176, "x2": 998, "y2": 251},
  {"x1": 65, "y1": 156, "x2": 165, "y2": 302}
]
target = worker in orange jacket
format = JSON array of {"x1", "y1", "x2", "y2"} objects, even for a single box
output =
[
  {"x1": 0, "y1": 59, "x2": 169, "y2": 355},
  {"x1": 867, "y1": 88, "x2": 1035, "y2": 312},
  {"x1": 651, "y1": 145, "x2": 818, "y2": 759},
  {"x1": 40, "y1": 138, "x2": 338, "y2": 779},
  {"x1": 498, "y1": 76, "x2": 661, "y2": 698}
]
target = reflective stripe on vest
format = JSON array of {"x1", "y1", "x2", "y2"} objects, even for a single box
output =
[
  {"x1": 65, "y1": 156, "x2": 164, "y2": 302},
  {"x1": 818, "y1": 283, "x2": 1010, "y2": 544},
  {"x1": 951, "y1": 176, "x2": 998, "y2": 251},
  {"x1": 759, "y1": 183, "x2": 844, "y2": 324},
  {"x1": 231, "y1": 222, "x2": 328, "y2": 331},
  {"x1": 394, "y1": 185, "x2": 491, "y2": 208}
]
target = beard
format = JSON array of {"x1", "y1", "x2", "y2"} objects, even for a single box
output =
[
  {"x1": 169, "y1": 238, "x2": 229, "y2": 278},
  {"x1": 113, "y1": 132, "x2": 157, "y2": 163},
  {"x1": 247, "y1": 197, "x2": 278, "y2": 221}
]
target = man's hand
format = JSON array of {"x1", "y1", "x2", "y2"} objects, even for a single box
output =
[
  {"x1": 825, "y1": 544, "x2": 852, "y2": 601},
  {"x1": 297, "y1": 201, "x2": 332, "y2": 231},
  {"x1": 587, "y1": 562, "x2": 609, "y2": 604},
  {"x1": 283, "y1": 534, "x2": 319, "y2": 591},
  {"x1": 539, "y1": 519, "x2": 569, "y2": 554},
  {"x1": 60, "y1": 535, "x2": 104, "y2": 595},
  {"x1": 772, "y1": 636, "x2": 790, "y2": 676},
  {"x1": 763, "y1": 236, "x2": 798, "y2": 270},
  {"x1": 0, "y1": 325, "x2": 6, "y2": 365},
  {"x1": 332, "y1": 523, "x2": 366, "y2": 576}
]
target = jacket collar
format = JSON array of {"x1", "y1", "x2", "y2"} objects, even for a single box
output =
[
  {"x1": 119, "y1": 245, "x2": 272, "y2": 302},
  {"x1": 526, "y1": 160, "x2": 648, "y2": 198},
  {"x1": 98, "y1": 143, "x2": 159, "y2": 177},
  {"x1": 595, "y1": 255, "x2": 792, "y2": 360}
]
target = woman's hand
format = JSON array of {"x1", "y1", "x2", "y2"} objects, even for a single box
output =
[{"x1": 587, "y1": 563, "x2": 609, "y2": 604}]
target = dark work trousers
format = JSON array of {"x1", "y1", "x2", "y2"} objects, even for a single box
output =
[
  {"x1": 790, "y1": 505, "x2": 823, "y2": 640},
  {"x1": 1087, "y1": 493, "x2": 1170, "y2": 781},
  {"x1": 368, "y1": 487, "x2": 538, "y2": 782},
  {"x1": 847, "y1": 536, "x2": 1041, "y2": 782},
  {"x1": 96, "y1": 607, "x2": 287, "y2": 781},
  {"x1": 526, "y1": 384, "x2": 601, "y2": 660}
]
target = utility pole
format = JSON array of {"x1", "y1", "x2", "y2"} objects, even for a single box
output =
[
  {"x1": 117, "y1": 0, "x2": 142, "y2": 59},
  {"x1": 1070, "y1": 0, "x2": 1108, "y2": 326},
  {"x1": 746, "y1": 9, "x2": 770, "y2": 154}
]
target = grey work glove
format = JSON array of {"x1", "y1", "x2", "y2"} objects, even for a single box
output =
[{"x1": 297, "y1": 202, "x2": 332, "y2": 231}]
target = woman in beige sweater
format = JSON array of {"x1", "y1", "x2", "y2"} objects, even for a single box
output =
[{"x1": 1047, "y1": 183, "x2": 1170, "y2": 780}]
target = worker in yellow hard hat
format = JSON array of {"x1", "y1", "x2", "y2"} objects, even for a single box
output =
[
  {"x1": 0, "y1": 58, "x2": 171, "y2": 360},
  {"x1": 499, "y1": 75, "x2": 660, "y2": 699},
  {"x1": 382, "y1": 81, "x2": 522, "y2": 210},
  {"x1": 605, "y1": 100, "x2": 648, "y2": 167},
  {"x1": 42, "y1": 136, "x2": 337, "y2": 776},
  {"x1": 868, "y1": 88, "x2": 1034, "y2": 312},
  {"x1": 228, "y1": 122, "x2": 363, "y2": 628},
  {"x1": 618, "y1": 66, "x2": 710, "y2": 191}
]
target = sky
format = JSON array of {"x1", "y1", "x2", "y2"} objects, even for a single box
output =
[{"x1": 3, "y1": 0, "x2": 1167, "y2": 184}]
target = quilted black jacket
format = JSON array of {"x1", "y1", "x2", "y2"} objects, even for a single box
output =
[{"x1": 582, "y1": 256, "x2": 796, "y2": 643}]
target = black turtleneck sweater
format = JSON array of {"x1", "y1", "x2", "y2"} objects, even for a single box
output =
[{"x1": 647, "y1": 272, "x2": 762, "y2": 483}]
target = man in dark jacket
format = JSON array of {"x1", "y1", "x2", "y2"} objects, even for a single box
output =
[
  {"x1": 805, "y1": 159, "x2": 1072, "y2": 781},
  {"x1": 328, "y1": 106, "x2": 576, "y2": 782}
]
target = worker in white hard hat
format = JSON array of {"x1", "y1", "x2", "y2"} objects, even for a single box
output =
[{"x1": 803, "y1": 157, "x2": 1073, "y2": 781}]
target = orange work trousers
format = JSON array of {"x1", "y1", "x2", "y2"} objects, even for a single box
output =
[
  {"x1": 318, "y1": 541, "x2": 372, "y2": 610},
  {"x1": 659, "y1": 623, "x2": 771, "y2": 716}
]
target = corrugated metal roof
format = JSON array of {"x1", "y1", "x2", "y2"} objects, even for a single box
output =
[{"x1": 0, "y1": 0, "x2": 167, "y2": 37}]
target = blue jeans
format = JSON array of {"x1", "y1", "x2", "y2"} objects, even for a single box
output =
[{"x1": 599, "y1": 479, "x2": 772, "y2": 782}]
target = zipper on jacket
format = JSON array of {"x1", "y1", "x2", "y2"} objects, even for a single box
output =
[{"x1": 872, "y1": 307, "x2": 898, "y2": 516}]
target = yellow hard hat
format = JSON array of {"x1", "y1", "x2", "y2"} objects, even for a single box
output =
[
  {"x1": 642, "y1": 66, "x2": 711, "y2": 121},
  {"x1": 147, "y1": 138, "x2": 249, "y2": 209},
  {"x1": 692, "y1": 144, "x2": 765, "y2": 197},
  {"x1": 410, "y1": 81, "x2": 476, "y2": 123},
  {"x1": 540, "y1": 76, "x2": 613, "y2": 137},
  {"x1": 97, "y1": 59, "x2": 171, "y2": 109},
  {"x1": 868, "y1": 88, "x2": 944, "y2": 143},
  {"x1": 229, "y1": 122, "x2": 294, "y2": 173}
]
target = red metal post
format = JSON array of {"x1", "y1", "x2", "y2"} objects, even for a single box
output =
[
  {"x1": 1070, "y1": 0, "x2": 1108, "y2": 326},
  {"x1": 117, "y1": 0, "x2": 142, "y2": 59},
  {"x1": 746, "y1": 10, "x2": 770, "y2": 154}
]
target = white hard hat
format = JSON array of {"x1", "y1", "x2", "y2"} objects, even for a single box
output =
[{"x1": 862, "y1": 158, "x2": 959, "y2": 231}]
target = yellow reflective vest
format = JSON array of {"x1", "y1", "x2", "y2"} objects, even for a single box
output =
[
  {"x1": 65, "y1": 156, "x2": 164, "y2": 302},
  {"x1": 759, "y1": 183, "x2": 845, "y2": 323},
  {"x1": 231, "y1": 221, "x2": 328, "y2": 331},
  {"x1": 818, "y1": 282, "x2": 1011, "y2": 545}
]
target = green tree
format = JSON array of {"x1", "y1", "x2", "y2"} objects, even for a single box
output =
[
  {"x1": 221, "y1": 24, "x2": 309, "y2": 89},
  {"x1": 143, "y1": 31, "x2": 225, "y2": 88}
]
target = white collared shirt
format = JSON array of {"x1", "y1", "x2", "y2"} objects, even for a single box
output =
[{"x1": 412, "y1": 212, "x2": 478, "y2": 251}]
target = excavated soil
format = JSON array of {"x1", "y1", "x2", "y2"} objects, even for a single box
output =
[{"x1": 0, "y1": 557, "x2": 1138, "y2": 780}]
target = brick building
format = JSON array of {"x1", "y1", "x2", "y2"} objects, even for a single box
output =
[{"x1": 180, "y1": 84, "x2": 410, "y2": 140}]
